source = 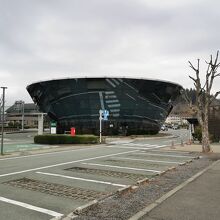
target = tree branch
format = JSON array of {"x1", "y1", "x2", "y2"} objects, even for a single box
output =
[
  {"x1": 214, "y1": 91, "x2": 220, "y2": 99},
  {"x1": 214, "y1": 73, "x2": 220, "y2": 78},
  {"x1": 189, "y1": 75, "x2": 197, "y2": 83},
  {"x1": 188, "y1": 61, "x2": 197, "y2": 72},
  {"x1": 209, "y1": 91, "x2": 220, "y2": 105}
]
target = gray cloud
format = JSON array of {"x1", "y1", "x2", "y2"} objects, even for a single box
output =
[{"x1": 0, "y1": 0, "x2": 220, "y2": 105}]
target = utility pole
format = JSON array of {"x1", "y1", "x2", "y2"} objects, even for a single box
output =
[
  {"x1": 1, "y1": 87, "x2": 7, "y2": 155},
  {"x1": 21, "y1": 101, "x2": 24, "y2": 131}
]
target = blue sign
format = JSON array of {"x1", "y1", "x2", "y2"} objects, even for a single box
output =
[
  {"x1": 100, "y1": 109, "x2": 109, "y2": 120},
  {"x1": 103, "y1": 110, "x2": 109, "y2": 121}
]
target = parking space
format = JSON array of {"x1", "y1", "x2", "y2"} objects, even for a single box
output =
[{"x1": 0, "y1": 132, "x2": 200, "y2": 219}]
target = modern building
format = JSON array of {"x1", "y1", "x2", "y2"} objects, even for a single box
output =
[
  {"x1": 27, "y1": 77, "x2": 182, "y2": 135},
  {"x1": 6, "y1": 101, "x2": 40, "y2": 128}
]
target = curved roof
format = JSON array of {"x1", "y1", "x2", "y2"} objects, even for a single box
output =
[{"x1": 27, "y1": 76, "x2": 183, "y2": 89}]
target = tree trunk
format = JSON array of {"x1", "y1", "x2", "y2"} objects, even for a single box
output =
[{"x1": 202, "y1": 118, "x2": 210, "y2": 153}]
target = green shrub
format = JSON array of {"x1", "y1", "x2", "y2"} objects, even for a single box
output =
[{"x1": 34, "y1": 134, "x2": 98, "y2": 145}]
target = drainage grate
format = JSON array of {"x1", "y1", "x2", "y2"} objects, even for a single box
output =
[
  {"x1": 4, "y1": 178, "x2": 108, "y2": 201},
  {"x1": 65, "y1": 167, "x2": 149, "y2": 181}
]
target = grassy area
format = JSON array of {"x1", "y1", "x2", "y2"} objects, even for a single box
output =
[{"x1": 34, "y1": 134, "x2": 99, "y2": 145}]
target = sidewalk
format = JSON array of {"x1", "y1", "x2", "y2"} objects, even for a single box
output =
[
  {"x1": 163, "y1": 143, "x2": 220, "y2": 153},
  {"x1": 138, "y1": 159, "x2": 220, "y2": 220}
]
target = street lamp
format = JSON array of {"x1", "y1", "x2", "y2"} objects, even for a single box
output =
[{"x1": 1, "y1": 87, "x2": 7, "y2": 155}]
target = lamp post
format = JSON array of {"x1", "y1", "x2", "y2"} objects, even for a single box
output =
[{"x1": 1, "y1": 87, "x2": 7, "y2": 155}]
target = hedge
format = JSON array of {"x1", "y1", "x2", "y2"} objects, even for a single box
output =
[{"x1": 34, "y1": 134, "x2": 99, "y2": 145}]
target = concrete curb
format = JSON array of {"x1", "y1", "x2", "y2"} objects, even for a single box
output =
[
  {"x1": 117, "y1": 185, "x2": 138, "y2": 196},
  {"x1": 73, "y1": 199, "x2": 98, "y2": 215},
  {"x1": 136, "y1": 178, "x2": 149, "y2": 186},
  {"x1": 128, "y1": 159, "x2": 220, "y2": 220}
]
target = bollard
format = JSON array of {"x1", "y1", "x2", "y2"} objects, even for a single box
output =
[
  {"x1": 170, "y1": 140, "x2": 175, "y2": 149},
  {"x1": 181, "y1": 139, "x2": 184, "y2": 147}
]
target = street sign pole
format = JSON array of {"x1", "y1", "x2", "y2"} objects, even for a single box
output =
[
  {"x1": 99, "y1": 109, "x2": 109, "y2": 144},
  {"x1": 21, "y1": 101, "x2": 24, "y2": 131},
  {"x1": 1, "y1": 87, "x2": 7, "y2": 155},
  {"x1": 99, "y1": 110, "x2": 102, "y2": 143}
]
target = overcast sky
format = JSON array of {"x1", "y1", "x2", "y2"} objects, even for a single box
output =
[{"x1": 0, "y1": 0, "x2": 220, "y2": 106}]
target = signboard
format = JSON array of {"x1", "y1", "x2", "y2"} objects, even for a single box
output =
[
  {"x1": 50, "y1": 121, "x2": 57, "y2": 134},
  {"x1": 103, "y1": 110, "x2": 109, "y2": 121},
  {"x1": 99, "y1": 109, "x2": 109, "y2": 121}
]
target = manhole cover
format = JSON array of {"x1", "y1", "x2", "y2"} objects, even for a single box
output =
[{"x1": 4, "y1": 178, "x2": 108, "y2": 201}]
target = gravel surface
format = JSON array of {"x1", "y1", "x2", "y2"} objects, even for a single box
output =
[{"x1": 69, "y1": 154, "x2": 220, "y2": 220}]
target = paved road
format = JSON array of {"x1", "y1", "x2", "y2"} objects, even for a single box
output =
[
  {"x1": 1, "y1": 128, "x2": 189, "y2": 153},
  {"x1": 0, "y1": 129, "x2": 194, "y2": 220}
]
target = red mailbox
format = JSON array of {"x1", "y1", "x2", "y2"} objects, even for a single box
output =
[{"x1": 71, "y1": 127, "x2": 76, "y2": 136}]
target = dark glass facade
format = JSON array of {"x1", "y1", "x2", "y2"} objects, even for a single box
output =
[{"x1": 27, "y1": 78, "x2": 182, "y2": 135}]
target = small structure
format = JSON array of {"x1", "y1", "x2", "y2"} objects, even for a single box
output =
[
  {"x1": 186, "y1": 100, "x2": 220, "y2": 143},
  {"x1": 6, "y1": 101, "x2": 40, "y2": 128}
]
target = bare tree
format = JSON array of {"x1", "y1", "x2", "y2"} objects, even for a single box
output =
[{"x1": 188, "y1": 51, "x2": 220, "y2": 152}]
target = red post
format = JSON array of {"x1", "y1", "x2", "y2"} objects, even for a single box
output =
[{"x1": 71, "y1": 127, "x2": 76, "y2": 136}]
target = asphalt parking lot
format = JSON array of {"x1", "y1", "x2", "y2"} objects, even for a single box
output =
[{"x1": 0, "y1": 129, "x2": 199, "y2": 220}]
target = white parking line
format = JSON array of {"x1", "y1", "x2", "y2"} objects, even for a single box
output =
[
  {"x1": 136, "y1": 152, "x2": 195, "y2": 158},
  {"x1": 0, "y1": 149, "x2": 139, "y2": 178},
  {"x1": 81, "y1": 162, "x2": 161, "y2": 173},
  {"x1": 0, "y1": 196, "x2": 63, "y2": 218},
  {"x1": 115, "y1": 157, "x2": 183, "y2": 164},
  {"x1": 36, "y1": 171, "x2": 128, "y2": 188}
]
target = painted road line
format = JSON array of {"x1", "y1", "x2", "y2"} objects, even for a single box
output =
[
  {"x1": 0, "y1": 146, "x2": 103, "y2": 162},
  {"x1": 0, "y1": 149, "x2": 139, "y2": 178},
  {"x1": 105, "y1": 145, "x2": 167, "y2": 151},
  {"x1": 115, "y1": 157, "x2": 183, "y2": 164},
  {"x1": 108, "y1": 140, "x2": 134, "y2": 144},
  {"x1": 36, "y1": 172, "x2": 128, "y2": 188},
  {"x1": 163, "y1": 140, "x2": 177, "y2": 143},
  {"x1": 122, "y1": 143, "x2": 152, "y2": 146},
  {"x1": 136, "y1": 152, "x2": 195, "y2": 158},
  {"x1": 122, "y1": 143, "x2": 161, "y2": 147},
  {"x1": 81, "y1": 162, "x2": 161, "y2": 173},
  {"x1": 0, "y1": 196, "x2": 63, "y2": 217}
]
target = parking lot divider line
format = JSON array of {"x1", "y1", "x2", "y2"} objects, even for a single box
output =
[
  {"x1": 0, "y1": 196, "x2": 63, "y2": 217},
  {"x1": 0, "y1": 149, "x2": 139, "y2": 178},
  {"x1": 136, "y1": 152, "x2": 195, "y2": 158},
  {"x1": 81, "y1": 162, "x2": 161, "y2": 173},
  {"x1": 36, "y1": 171, "x2": 128, "y2": 188},
  {"x1": 114, "y1": 157, "x2": 183, "y2": 164}
]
